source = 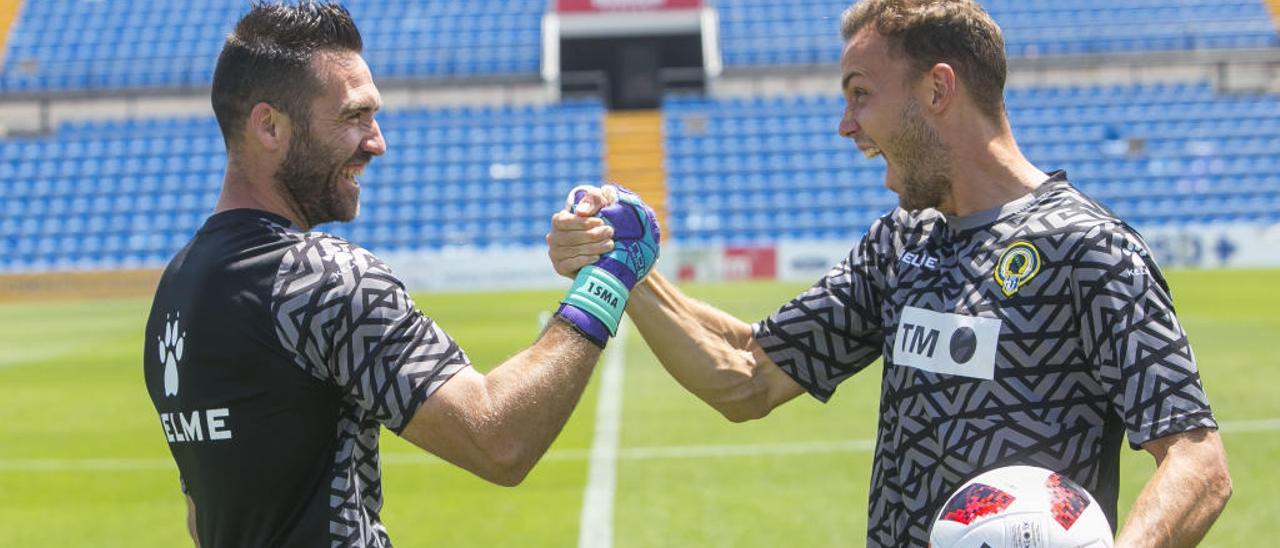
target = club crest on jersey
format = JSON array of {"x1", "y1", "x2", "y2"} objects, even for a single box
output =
[{"x1": 993, "y1": 241, "x2": 1041, "y2": 297}]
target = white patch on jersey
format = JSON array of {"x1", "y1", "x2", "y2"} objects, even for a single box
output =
[
  {"x1": 896, "y1": 306, "x2": 1002, "y2": 380},
  {"x1": 899, "y1": 250, "x2": 940, "y2": 270},
  {"x1": 159, "y1": 312, "x2": 185, "y2": 397}
]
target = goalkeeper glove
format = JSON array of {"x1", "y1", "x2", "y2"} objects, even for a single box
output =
[{"x1": 556, "y1": 184, "x2": 661, "y2": 347}]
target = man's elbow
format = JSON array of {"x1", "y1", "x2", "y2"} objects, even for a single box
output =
[
  {"x1": 707, "y1": 377, "x2": 776, "y2": 423},
  {"x1": 712, "y1": 388, "x2": 774, "y2": 423},
  {"x1": 1190, "y1": 434, "x2": 1233, "y2": 510},
  {"x1": 1203, "y1": 435, "x2": 1233, "y2": 507},
  {"x1": 711, "y1": 371, "x2": 778, "y2": 425},
  {"x1": 484, "y1": 466, "x2": 530, "y2": 488},
  {"x1": 477, "y1": 443, "x2": 537, "y2": 487},
  {"x1": 1208, "y1": 457, "x2": 1233, "y2": 508},
  {"x1": 711, "y1": 402, "x2": 768, "y2": 425}
]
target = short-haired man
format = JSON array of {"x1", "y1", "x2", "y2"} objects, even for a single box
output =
[
  {"x1": 142, "y1": 3, "x2": 657, "y2": 546},
  {"x1": 550, "y1": 0, "x2": 1231, "y2": 545}
]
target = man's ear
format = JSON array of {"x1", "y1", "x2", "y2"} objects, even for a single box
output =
[
  {"x1": 923, "y1": 63, "x2": 957, "y2": 114},
  {"x1": 249, "y1": 102, "x2": 288, "y2": 153}
]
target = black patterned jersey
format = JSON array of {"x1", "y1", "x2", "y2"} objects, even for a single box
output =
[
  {"x1": 143, "y1": 209, "x2": 470, "y2": 547},
  {"x1": 753, "y1": 172, "x2": 1217, "y2": 547}
]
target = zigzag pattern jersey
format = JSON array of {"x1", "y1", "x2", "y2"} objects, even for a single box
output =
[
  {"x1": 753, "y1": 172, "x2": 1217, "y2": 547},
  {"x1": 143, "y1": 209, "x2": 470, "y2": 547}
]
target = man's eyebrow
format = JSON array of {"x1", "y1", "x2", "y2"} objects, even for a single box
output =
[
  {"x1": 841, "y1": 69, "x2": 865, "y2": 91},
  {"x1": 339, "y1": 98, "x2": 381, "y2": 117}
]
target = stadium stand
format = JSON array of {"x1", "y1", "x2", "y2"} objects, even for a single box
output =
[
  {"x1": 0, "y1": 0, "x2": 542, "y2": 93},
  {"x1": 5, "y1": 81, "x2": 1280, "y2": 272},
  {"x1": 1, "y1": 1, "x2": 1279, "y2": 275},
  {"x1": 664, "y1": 82, "x2": 1280, "y2": 244},
  {"x1": 6, "y1": 1, "x2": 1276, "y2": 93},
  {"x1": 718, "y1": 0, "x2": 1280, "y2": 67},
  {"x1": 0, "y1": 100, "x2": 603, "y2": 273},
  {"x1": 603, "y1": 111, "x2": 670, "y2": 233}
]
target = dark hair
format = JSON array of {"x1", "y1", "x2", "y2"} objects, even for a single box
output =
[
  {"x1": 211, "y1": 1, "x2": 363, "y2": 146},
  {"x1": 841, "y1": 0, "x2": 1007, "y2": 123}
]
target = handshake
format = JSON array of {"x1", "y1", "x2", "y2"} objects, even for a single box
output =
[{"x1": 549, "y1": 184, "x2": 661, "y2": 348}]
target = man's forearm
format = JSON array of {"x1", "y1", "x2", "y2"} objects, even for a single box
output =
[
  {"x1": 403, "y1": 319, "x2": 603, "y2": 486},
  {"x1": 477, "y1": 320, "x2": 602, "y2": 477},
  {"x1": 627, "y1": 272, "x2": 792, "y2": 421},
  {"x1": 1115, "y1": 429, "x2": 1232, "y2": 547}
]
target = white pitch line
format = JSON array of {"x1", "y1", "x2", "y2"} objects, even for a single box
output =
[
  {"x1": 0, "y1": 457, "x2": 174, "y2": 471},
  {"x1": 577, "y1": 323, "x2": 627, "y2": 548},
  {"x1": 619, "y1": 439, "x2": 877, "y2": 460},
  {"x1": 5, "y1": 416, "x2": 1278, "y2": 473},
  {"x1": 1218, "y1": 417, "x2": 1280, "y2": 433}
]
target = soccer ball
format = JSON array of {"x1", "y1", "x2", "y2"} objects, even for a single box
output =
[{"x1": 929, "y1": 465, "x2": 1113, "y2": 548}]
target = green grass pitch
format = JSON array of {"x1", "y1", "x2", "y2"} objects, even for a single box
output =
[{"x1": 0, "y1": 270, "x2": 1276, "y2": 546}]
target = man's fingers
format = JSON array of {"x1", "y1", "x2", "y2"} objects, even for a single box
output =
[
  {"x1": 547, "y1": 230, "x2": 614, "y2": 255},
  {"x1": 549, "y1": 248, "x2": 610, "y2": 278},
  {"x1": 547, "y1": 228, "x2": 613, "y2": 250},
  {"x1": 550, "y1": 213, "x2": 613, "y2": 244},
  {"x1": 574, "y1": 193, "x2": 607, "y2": 217},
  {"x1": 556, "y1": 255, "x2": 596, "y2": 277},
  {"x1": 565, "y1": 185, "x2": 613, "y2": 217},
  {"x1": 551, "y1": 210, "x2": 609, "y2": 231},
  {"x1": 549, "y1": 185, "x2": 619, "y2": 278},
  {"x1": 547, "y1": 228, "x2": 613, "y2": 266}
]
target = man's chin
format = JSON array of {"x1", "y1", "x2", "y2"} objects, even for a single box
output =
[
  {"x1": 328, "y1": 187, "x2": 361, "y2": 224},
  {"x1": 897, "y1": 195, "x2": 942, "y2": 212},
  {"x1": 342, "y1": 203, "x2": 360, "y2": 223}
]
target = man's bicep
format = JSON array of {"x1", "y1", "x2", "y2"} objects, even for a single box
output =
[
  {"x1": 272, "y1": 236, "x2": 472, "y2": 432},
  {"x1": 750, "y1": 233, "x2": 888, "y2": 403},
  {"x1": 1139, "y1": 427, "x2": 1225, "y2": 465},
  {"x1": 396, "y1": 367, "x2": 495, "y2": 472}
]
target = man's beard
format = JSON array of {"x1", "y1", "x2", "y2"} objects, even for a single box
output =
[
  {"x1": 276, "y1": 126, "x2": 364, "y2": 228},
  {"x1": 889, "y1": 98, "x2": 951, "y2": 212}
]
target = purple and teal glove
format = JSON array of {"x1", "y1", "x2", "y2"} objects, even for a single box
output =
[{"x1": 556, "y1": 184, "x2": 661, "y2": 347}]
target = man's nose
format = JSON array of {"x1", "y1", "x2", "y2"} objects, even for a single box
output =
[
  {"x1": 364, "y1": 119, "x2": 386, "y2": 156},
  {"x1": 838, "y1": 111, "x2": 860, "y2": 139}
]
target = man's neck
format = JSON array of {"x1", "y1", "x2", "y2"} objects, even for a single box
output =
[
  {"x1": 214, "y1": 161, "x2": 309, "y2": 229},
  {"x1": 941, "y1": 129, "x2": 1047, "y2": 217}
]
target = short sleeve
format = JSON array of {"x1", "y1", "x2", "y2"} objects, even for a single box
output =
[
  {"x1": 1072, "y1": 223, "x2": 1217, "y2": 449},
  {"x1": 272, "y1": 235, "x2": 471, "y2": 434},
  {"x1": 752, "y1": 225, "x2": 888, "y2": 402}
]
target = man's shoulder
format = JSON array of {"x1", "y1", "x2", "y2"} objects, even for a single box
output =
[
  {"x1": 1038, "y1": 180, "x2": 1124, "y2": 228},
  {"x1": 272, "y1": 231, "x2": 407, "y2": 309},
  {"x1": 281, "y1": 231, "x2": 383, "y2": 270},
  {"x1": 1015, "y1": 182, "x2": 1162, "y2": 278},
  {"x1": 1024, "y1": 179, "x2": 1146, "y2": 247}
]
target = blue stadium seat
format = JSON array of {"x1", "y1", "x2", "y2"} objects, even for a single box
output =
[
  {"x1": 661, "y1": 82, "x2": 1280, "y2": 243},
  {"x1": 1, "y1": 0, "x2": 543, "y2": 93},
  {"x1": 715, "y1": 0, "x2": 1279, "y2": 69},
  {"x1": 0, "y1": 99, "x2": 604, "y2": 273}
]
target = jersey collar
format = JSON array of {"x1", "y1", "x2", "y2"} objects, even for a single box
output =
[{"x1": 943, "y1": 170, "x2": 1069, "y2": 232}]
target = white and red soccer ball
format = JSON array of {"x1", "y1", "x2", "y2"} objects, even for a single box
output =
[{"x1": 930, "y1": 465, "x2": 1114, "y2": 548}]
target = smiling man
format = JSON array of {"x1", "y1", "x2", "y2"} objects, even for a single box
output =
[
  {"x1": 140, "y1": 3, "x2": 658, "y2": 547},
  {"x1": 549, "y1": 0, "x2": 1232, "y2": 546}
]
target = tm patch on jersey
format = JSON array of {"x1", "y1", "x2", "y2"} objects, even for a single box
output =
[{"x1": 896, "y1": 306, "x2": 1002, "y2": 380}]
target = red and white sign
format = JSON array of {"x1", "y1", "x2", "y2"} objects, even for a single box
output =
[
  {"x1": 723, "y1": 247, "x2": 777, "y2": 281},
  {"x1": 556, "y1": 0, "x2": 701, "y2": 13}
]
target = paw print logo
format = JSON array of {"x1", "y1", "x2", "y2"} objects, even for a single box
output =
[{"x1": 158, "y1": 313, "x2": 186, "y2": 397}]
